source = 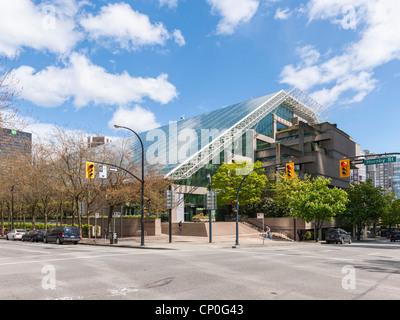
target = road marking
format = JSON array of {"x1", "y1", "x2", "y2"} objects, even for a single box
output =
[
  {"x1": 0, "y1": 250, "x2": 153, "y2": 267},
  {"x1": 367, "y1": 252, "x2": 381, "y2": 256},
  {"x1": 0, "y1": 245, "x2": 50, "y2": 255}
]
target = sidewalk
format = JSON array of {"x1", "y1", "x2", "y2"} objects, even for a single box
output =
[{"x1": 79, "y1": 233, "x2": 305, "y2": 250}]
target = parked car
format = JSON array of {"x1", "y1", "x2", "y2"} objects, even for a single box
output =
[
  {"x1": 389, "y1": 231, "x2": 400, "y2": 242},
  {"x1": 325, "y1": 228, "x2": 352, "y2": 244},
  {"x1": 22, "y1": 230, "x2": 46, "y2": 242},
  {"x1": 381, "y1": 228, "x2": 399, "y2": 238},
  {"x1": 6, "y1": 229, "x2": 27, "y2": 241},
  {"x1": 44, "y1": 226, "x2": 81, "y2": 245}
]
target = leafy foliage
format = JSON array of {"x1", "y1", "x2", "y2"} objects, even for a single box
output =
[
  {"x1": 286, "y1": 176, "x2": 349, "y2": 241},
  {"x1": 211, "y1": 161, "x2": 268, "y2": 207},
  {"x1": 343, "y1": 179, "x2": 393, "y2": 240}
]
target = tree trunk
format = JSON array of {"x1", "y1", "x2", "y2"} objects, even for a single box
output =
[{"x1": 107, "y1": 205, "x2": 115, "y2": 236}]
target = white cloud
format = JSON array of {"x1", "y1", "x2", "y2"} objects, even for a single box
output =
[
  {"x1": 206, "y1": 0, "x2": 260, "y2": 35},
  {"x1": 280, "y1": 0, "x2": 400, "y2": 107},
  {"x1": 109, "y1": 105, "x2": 160, "y2": 133},
  {"x1": 159, "y1": 0, "x2": 178, "y2": 9},
  {"x1": 80, "y1": 2, "x2": 184, "y2": 50},
  {"x1": 12, "y1": 52, "x2": 178, "y2": 108},
  {"x1": 172, "y1": 30, "x2": 186, "y2": 46},
  {"x1": 274, "y1": 7, "x2": 292, "y2": 20},
  {"x1": 0, "y1": 0, "x2": 81, "y2": 57}
]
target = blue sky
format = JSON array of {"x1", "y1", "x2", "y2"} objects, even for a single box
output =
[{"x1": 1, "y1": 0, "x2": 400, "y2": 154}]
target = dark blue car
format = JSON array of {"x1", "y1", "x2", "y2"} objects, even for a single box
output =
[{"x1": 44, "y1": 226, "x2": 81, "y2": 245}]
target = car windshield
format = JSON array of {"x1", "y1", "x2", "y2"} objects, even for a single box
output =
[
  {"x1": 16, "y1": 229, "x2": 26, "y2": 232},
  {"x1": 64, "y1": 227, "x2": 79, "y2": 235}
]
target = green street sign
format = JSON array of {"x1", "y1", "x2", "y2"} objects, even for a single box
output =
[
  {"x1": 364, "y1": 156, "x2": 397, "y2": 166},
  {"x1": 10, "y1": 129, "x2": 17, "y2": 135}
]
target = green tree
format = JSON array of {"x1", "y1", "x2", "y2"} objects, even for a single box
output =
[
  {"x1": 252, "y1": 197, "x2": 289, "y2": 217},
  {"x1": 378, "y1": 197, "x2": 400, "y2": 232},
  {"x1": 287, "y1": 176, "x2": 349, "y2": 241},
  {"x1": 212, "y1": 161, "x2": 268, "y2": 208},
  {"x1": 343, "y1": 180, "x2": 392, "y2": 240}
]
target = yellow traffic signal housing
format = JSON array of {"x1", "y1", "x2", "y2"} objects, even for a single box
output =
[
  {"x1": 286, "y1": 162, "x2": 295, "y2": 179},
  {"x1": 86, "y1": 161, "x2": 95, "y2": 179},
  {"x1": 340, "y1": 159, "x2": 350, "y2": 178}
]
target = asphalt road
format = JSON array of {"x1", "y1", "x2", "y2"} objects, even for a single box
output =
[{"x1": 0, "y1": 238, "x2": 399, "y2": 301}]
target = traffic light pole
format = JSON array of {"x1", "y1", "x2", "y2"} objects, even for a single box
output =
[
  {"x1": 207, "y1": 174, "x2": 213, "y2": 244},
  {"x1": 234, "y1": 162, "x2": 288, "y2": 246},
  {"x1": 114, "y1": 125, "x2": 145, "y2": 246},
  {"x1": 348, "y1": 152, "x2": 400, "y2": 161}
]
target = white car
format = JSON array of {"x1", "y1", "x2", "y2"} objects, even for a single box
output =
[{"x1": 6, "y1": 229, "x2": 27, "y2": 241}]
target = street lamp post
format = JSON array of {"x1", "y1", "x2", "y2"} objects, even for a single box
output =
[
  {"x1": 114, "y1": 125, "x2": 145, "y2": 246},
  {"x1": 207, "y1": 174, "x2": 212, "y2": 243},
  {"x1": 10, "y1": 186, "x2": 15, "y2": 231},
  {"x1": 235, "y1": 163, "x2": 284, "y2": 246}
]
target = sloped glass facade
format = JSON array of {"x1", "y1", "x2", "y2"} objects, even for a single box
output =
[{"x1": 122, "y1": 92, "x2": 279, "y2": 176}]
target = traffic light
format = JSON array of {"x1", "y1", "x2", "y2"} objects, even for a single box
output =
[
  {"x1": 286, "y1": 162, "x2": 295, "y2": 179},
  {"x1": 144, "y1": 198, "x2": 151, "y2": 215},
  {"x1": 86, "y1": 162, "x2": 95, "y2": 179},
  {"x1": 232, "y1": 200, "x2": 238, "y2": 217},
  {"x1": 340, "y1": 159, "x2": 350, "y2": 178}
]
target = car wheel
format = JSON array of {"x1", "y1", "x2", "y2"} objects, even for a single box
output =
[
  {"x1": 56, "y1": 237, "x2": 63, "y2": 245},
  {"x1": 44, "y1": 237, "x2": 48, "y2": 243},
  {"x1": 341, "y1": 238, "x2": 345, "y2": 244},
  {"x1": 348, "y1": 238, "x2": 352, "y2": 244}
]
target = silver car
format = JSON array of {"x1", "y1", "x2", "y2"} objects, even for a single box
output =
[
  {"x1": 325, "y1": 228, "x2": 352, "y2": 244},
  {"x1": 6, "y1": 229, "x2": 27, "y2": 241}
]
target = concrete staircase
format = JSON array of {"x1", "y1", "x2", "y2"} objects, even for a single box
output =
[{"x1": 161, "y1": 221, "x2": 259, "y2": 237}]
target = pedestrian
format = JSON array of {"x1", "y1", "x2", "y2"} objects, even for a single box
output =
[
  {"x1": 297, "y1": 229, "x2": 303, "y2": 241},
  {"x1": 265, "y1": 225, "x2": 272, "y2": 240},
  {"x1": 178, "y1": 221, "x2": 182, "y2": 234}
]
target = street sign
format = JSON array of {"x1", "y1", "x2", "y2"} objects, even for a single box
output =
[
  {"x1": 257, "y1": 213, "x2": 264, "y2": 219},
  {"x1": 351, "y1": 159, "x2": 365, "y2": 165},
  {"x1": 10, "y1": 129, "x2": 17, "y2": 135},
  {"x1": 99, "y1": 165, "x2": 108, "y2": 179},
  {"x1": 165, "y1": 190, "x2": 175, "y2": 209},
  {"x1": 113, "y1": 212, "x2": 121, "y2": 218},
  {"x1": 364, "y1": 156, "x2": 397, "y2": 166},
  {"x1": 109, "y1": 167, "x2": 118, "y2": 172},
  {"x1": 95, "y1": 213, "x2": 100, "y2": 219},
  {"x1": 204, "y1": 191, "x2": 217, "y2": 210}
]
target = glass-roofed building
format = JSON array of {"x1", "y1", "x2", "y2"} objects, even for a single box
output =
[{"x1": 111, "y1": 88, "x2": 358, "y2": 222}]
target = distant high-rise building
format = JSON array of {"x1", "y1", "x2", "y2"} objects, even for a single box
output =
[
  {"x1": 88, "y1": 136, "x2": 113, "y2": 148},
  {"x1": 0, "y1": 128, "x2": 32, "y2": 159},
  {"x1": 352, "y1": 149, "x2": 400, "y2": 199}
]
